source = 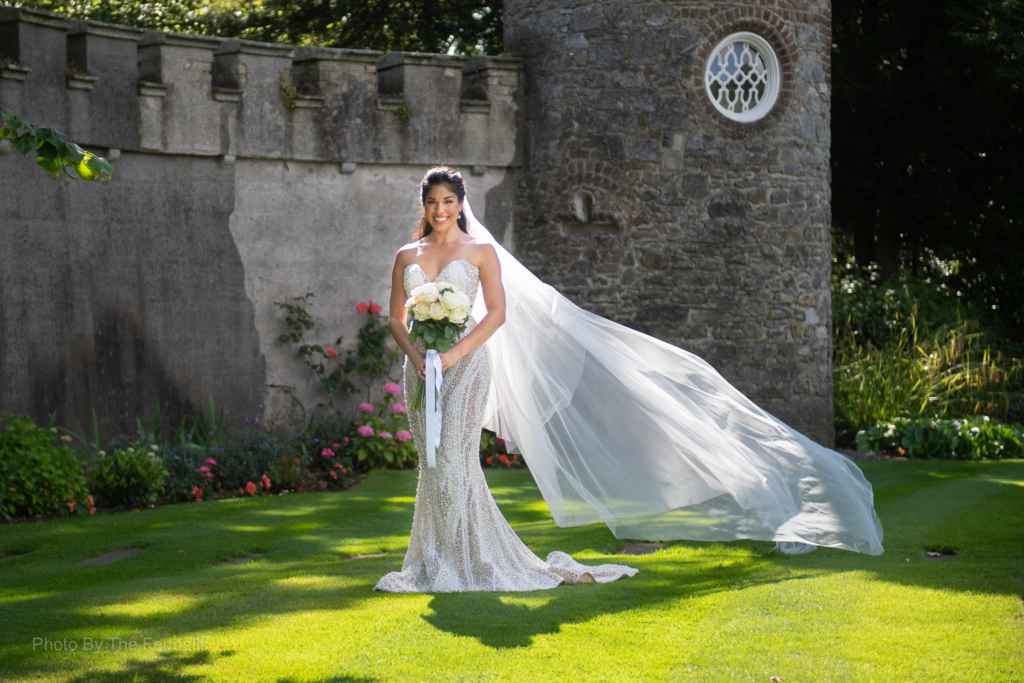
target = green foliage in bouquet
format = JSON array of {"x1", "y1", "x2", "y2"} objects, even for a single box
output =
[{"x1": 406, "y1": 282, "x2": 472, "y2": 410}]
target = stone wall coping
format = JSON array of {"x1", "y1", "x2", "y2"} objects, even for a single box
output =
[
  {"x1": 462, "y1": 55, "x2": 523, "y2": 75},
  {"x1": 139, "y1": 30, "x2": 223, "y2": 49},
  {"x1": 293, "y1": 46, "x2": 384, "y2": 64},
  {"x1": 0, "y1": 6, "x2": 71, "y2": 29},
  {"x1": 376, "y1": 51, "x2": 468, "y2": 72},
  {"x1": 69, "y1": 18, "x2": 145, "y2": 41},
  {"x1": 215, "y1": 38, "x2": 295, "y2": 58}
]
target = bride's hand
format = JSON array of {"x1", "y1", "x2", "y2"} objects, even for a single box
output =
[
  {"x1": 410, "y1": 351, "x2": 426, "y2": 381},
  {"x1": 439, "y1": 348, "x2": 461, "y2": 372}
]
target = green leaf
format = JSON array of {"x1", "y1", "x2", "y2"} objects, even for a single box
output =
[
  {"x1": 12, "y1": 133, "x2": 35, "y2": 155},
  {"x1": 0, "y1": 127, "x2": 9, "y2": 140},
  {"x1": 423, "y1": 330, "x2": 437, "y2": 344},
  {"x1": 435, "y1": 339, "x2": 452, "y2": 353},
  {"x1": 444, "y1": 326, "x2": 454, "y2": 338}
]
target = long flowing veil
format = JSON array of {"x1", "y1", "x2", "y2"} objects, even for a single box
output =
[{"x1": 462, "y1": 197, "x2": 883, "y2": 555}]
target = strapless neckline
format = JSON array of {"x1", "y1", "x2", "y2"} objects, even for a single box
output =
[{"x1": 404, "y1": 258, "x2": 479, "y2": 284}]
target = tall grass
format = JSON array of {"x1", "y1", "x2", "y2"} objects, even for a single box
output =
[{"x1": 833, "y1": 314, "x2": 1021, "y2": 446}]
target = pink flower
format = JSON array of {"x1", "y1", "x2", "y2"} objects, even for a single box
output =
[
  {"x1": 356, "y1": 302, "x2": 368, "y2": 314},
  {"x1": 357, "y1": 425, "x2": 374, "y2": 437},
  {"x1": 496, "y1": 437, "x2": 505, "y2": 446},
  {"x1": 382, "y1": 382, "x2": 402, "y2": 395},
  {"x1": 199, "y1": 466, "x2": 210, "y2": 473},
  {"x1": 369, "y1": 301, "x2": 382, "y2": 315},
  {"x1": 205, "y1": 458, "x2": 217, "y2": 465},
  {"x1": 379, "y1": 431, "x2": 393, "y2": 439},
  {"x1": 358, "y1": 402, "x2": 374, "y2": 412},
  {"x1": 206, "y1": 472, "x2": 214, "y2": 478},
  {"x1": 395, "y1": 430, "x2": 412, "y2": 442},
  {"x1": 390, "y1": 403, "x2": 407, "y2": 414},
  {"x1": 245, "y1": 481, "x2": 257, "y2": 495},
  {"x1": 332, "y1": 443, "x2": 340, "y2": 448},
  {"x1": 321, "y1": 448, "x2": 335, "y2": 458},
  {"x1": 343, "y1": 436, "x2": 349, "y2": 444}
]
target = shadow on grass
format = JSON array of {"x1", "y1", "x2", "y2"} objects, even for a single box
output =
[
  {"x1": 1, "y1": 462, "x2": 1021, "y2": 674},
  {"x1": 57, "y1": 648, "x2": 375, "y2": 683},
  {"x1": 422, "y1": 551, "x2": 805, "y2": 649}
]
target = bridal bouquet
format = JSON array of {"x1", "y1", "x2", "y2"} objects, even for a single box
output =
[{"x1": 406, "y1": 281, "x2": 471, "y2": 410}]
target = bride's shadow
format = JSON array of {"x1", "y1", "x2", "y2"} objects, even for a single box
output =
[{"x1": 422, "y1": 550, "x2": 799, "y2": 649}]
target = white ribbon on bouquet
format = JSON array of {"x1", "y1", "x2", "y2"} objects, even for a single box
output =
[{"x1": 424, "y1": 349, "x2": 444, "y2": 468}]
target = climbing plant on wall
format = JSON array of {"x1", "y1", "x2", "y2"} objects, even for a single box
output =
[{"x1": 1, "y1": 109, "x2": 112, "y2": 182}]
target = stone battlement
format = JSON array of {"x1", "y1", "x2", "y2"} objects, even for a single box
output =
[{"x1": 0, "y1": 6, "x2": 521, "y2": 167}]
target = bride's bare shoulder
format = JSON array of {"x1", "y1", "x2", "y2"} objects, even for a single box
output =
[
  {"x1": 395, "y1": 241, "x2": 424, "y2": 267},
  {"x1": 467, "y1": 241, "x2": 498, "y2": 263}
]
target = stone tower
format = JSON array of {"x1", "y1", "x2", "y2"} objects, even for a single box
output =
[{"x1": 505, "y1": 1, "x2": 835, "y2": 445}]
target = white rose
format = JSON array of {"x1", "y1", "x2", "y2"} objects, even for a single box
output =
[
  {"x1": 450, "y1": 305, "x2": 470, "y2": 323},
  {"x1": 440, "y1": 290, "x2": 462, "y2": 309},
  {"x1": 413, "y1": 302, "x2": 433, "y2": 320},
  {"x1": 454, "y1": 291, "x2": 470, "y2": 308},
  {"x1": 410, "y1": 282, "x2": 440, "y2": 303},
  {"x1": 429, "y1": 302, "x2": 446, "y2": 320}
]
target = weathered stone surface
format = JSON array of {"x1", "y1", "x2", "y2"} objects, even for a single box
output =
[
  {"x1": 0, "y1": 11, "x2": 522, "y2": 434},
  {"x1": 507, "y1": 0, "x2": 835, "y2": 445}
]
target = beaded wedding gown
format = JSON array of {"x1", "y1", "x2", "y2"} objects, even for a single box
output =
[{"x1": 373, "y1": 258, "x2": 639, "y2": 593}]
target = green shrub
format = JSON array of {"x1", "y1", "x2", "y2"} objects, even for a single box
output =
[
  {"x1": 89, "y1": 446, "x2": 168, "y2": 509},
  {"x1": 0, "y1": 414, "x2": 89, "y2": 519},
  {"x1": 833, "y1": 315, "x2": 1020, "y2": 446},
  {"x1": 347, "y1": 383, "x2": 416, "y2": 470},
  {"x1": 479, "y1": 429, "x2": 525, "y2": 469},
  {"x1": 856, "y1": 416, "x2": 1024, "y2": 460}
]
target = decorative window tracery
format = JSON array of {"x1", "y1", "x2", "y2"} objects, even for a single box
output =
[{"x1": 704, "y1": 32, "x2": 781, "y2": 123}]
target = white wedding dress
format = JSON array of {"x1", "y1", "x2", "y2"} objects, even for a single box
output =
[
  {"x1": 373, "y1": 259, "x2": 639, "y2": 593},
  {"x1": 374, "y1": 196, "x2": 883, "y2": 593}
]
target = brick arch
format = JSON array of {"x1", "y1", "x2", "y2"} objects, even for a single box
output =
[
  {"x1": 549, "y1": 160, "x2": 637, "y2": 231},
  {"x1": 691, "y1": 5, "x2": 802, "y2": 131}
]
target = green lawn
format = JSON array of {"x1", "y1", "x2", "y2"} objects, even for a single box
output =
[{"x1": 0, "y1": 461, "x2": 1022, "y2": 682}]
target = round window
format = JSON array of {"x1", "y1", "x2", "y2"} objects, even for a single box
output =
[{"x1": 704, "y1": 32, "x2": 781, "y2": 123}]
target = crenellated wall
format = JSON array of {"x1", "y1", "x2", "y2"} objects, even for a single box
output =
[
  {"x1": 0, "y1": 6, "x2": 522, "y2": 434},
  {"x1": 1, "y1": 3, "x2": 836, "y2": 447}
]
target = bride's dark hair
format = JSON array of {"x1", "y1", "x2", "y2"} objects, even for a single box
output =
[{"x1": 416, "y1": 166, "x2": 468, "y2": 239}]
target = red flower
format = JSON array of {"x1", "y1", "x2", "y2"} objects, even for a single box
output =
[
  {"x1": 261, "y1": 474, "x2": 272, "y2": 490},
  {"x1": 326, "y1": 348, "x2": 337, "y2": 357},
  {"x1": 356, "y1": 302, "x2": 369, "y2": 314},
  {"x1": 498, "y1": 454, "x2": 508, "y2": 464},
  {"x1": 329, "y1": 471, "x2": 338, "y2": 480},
  {"x1": 238, "y1": 487, "x2": 245, "y2": 495},
  {"x1": 485, "y1": 456, "x2": 493, "y2": 465},
  {"x1": 512, "y1": 454, "x2": 519, "y2": 462},
  {"x1": 245, "y1": 481, "x2": 257, "y2": 495},
  {"x1": 369, "y1": 301, "x2": 382, "y2": 314},
  {"x1": 86, "y1": 495, "x2": 94, "y2": 507},
  {"x1": 89, "y1": 507, "x2": 96, "y2": 515}
]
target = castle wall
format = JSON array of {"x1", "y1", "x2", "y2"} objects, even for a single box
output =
[
  {"x1": 505, "y1": 0, "x2": 835, "y2": 445},
  {"x1": 0, "y1": 7, "x2": 521, "y2": 434}
]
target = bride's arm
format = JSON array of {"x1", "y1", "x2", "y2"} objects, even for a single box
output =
[
  {"x1": 440, "y1": 244, "x2": 505, "y2": 371},
  {"x1": 389, "y1": 250, "x2": 426, "y2": 380}
]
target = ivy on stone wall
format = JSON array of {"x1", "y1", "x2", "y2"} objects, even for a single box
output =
[{"x1": 0, "y1": 109, "x2": 112, "y2": 182}]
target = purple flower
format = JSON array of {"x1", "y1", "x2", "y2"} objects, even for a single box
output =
[
  {"x1": 382, "y1": 382, "x2": 402, "y2": 396},
  {"x1": 390, "y1": 403, "x2": 407, "y2": 415},
  {"x1": 395, "y1": 430, "x2": 413, "y2": 442},
  {"x1": 358, "y1": 403, "x2": 374, "y2": 412},
  {"x1": 357, "y1": 425, "x2": 374, "y2": 437},
  {"x1": 379, "y1": 431, "x2": 393, "y2": 440}
]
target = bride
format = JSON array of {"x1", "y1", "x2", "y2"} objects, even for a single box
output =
[{"x1": 373, "y1": 167, "x2": 883, "y2": 594}]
